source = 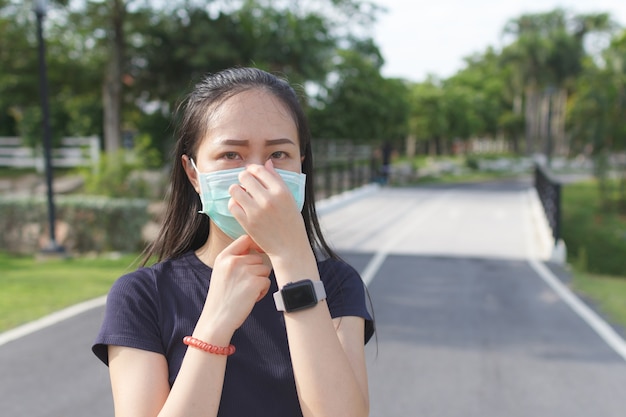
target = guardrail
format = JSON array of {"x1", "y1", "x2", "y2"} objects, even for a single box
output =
[
  {"x1": 0, "y1": 136, "x2": 100, "y2": 171},
  {"x1": 313, "y1": 140, "x2": 375, "y2": 198},
  {"x1": 534, "y1": 162, "x2": 561, "y2": 246}
]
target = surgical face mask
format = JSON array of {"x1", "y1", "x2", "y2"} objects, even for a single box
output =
[{"x1": 190, "y1": 159, "x2": 306, "y2": 239}]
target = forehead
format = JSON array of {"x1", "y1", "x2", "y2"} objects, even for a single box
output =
[{"x1": 207, "y1": 89, "x2": 297, "y2": 132}]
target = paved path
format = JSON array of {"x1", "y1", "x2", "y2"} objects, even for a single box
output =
[
  {"x1": 2, "y1": 180, "x2": 626, "y2": 416},
  {"x1": 321, "y1": 181, "x2": 626, "y2": 417}
]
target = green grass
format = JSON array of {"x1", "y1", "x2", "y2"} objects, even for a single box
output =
[
  {"x1": 408, "y1": 170, "x2": 523, "y2": 185},
  {"x1": 0, "y1": 252, "x2": 139, "y2": 332},
  {"x1": 572, "y1": 270, "x2": 626, "y2": 329},
  {"x1": 391, "y1": 154, "x2": 530, "y2": 187}
]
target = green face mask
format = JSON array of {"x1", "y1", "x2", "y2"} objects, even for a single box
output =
[{"x1": 190, "y1": 159, "x2": 306, "y2": 239}]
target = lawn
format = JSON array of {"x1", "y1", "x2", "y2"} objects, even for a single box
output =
[
  {"x1": 0, "y1": 252, "x2": 139, "y2": 332},
  {"x1": 572, "y1": 270, "x2": 626, "y2": 329}
]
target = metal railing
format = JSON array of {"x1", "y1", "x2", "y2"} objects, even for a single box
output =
[
  {"x1": 313, "y1": 140, "x2": 376, "y2": 199},
  {"x1": 534, "y1": 162, "x2": 561, "y2": 246}
]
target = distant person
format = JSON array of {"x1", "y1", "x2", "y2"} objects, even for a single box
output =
[
  {"x1": 92, "y1": 67, "x2": 374, "y2": 417},
  {"x1": 381, "y1": 140, "x2": 393, "y2": 184}
]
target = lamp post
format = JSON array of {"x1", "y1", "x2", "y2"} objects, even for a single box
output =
[
  {"x1": 33, "y1": 0, "x2": 63, "y2": 253},
  {"x1": 544, "y1": 86, "x2": 556, "y2": 170}
]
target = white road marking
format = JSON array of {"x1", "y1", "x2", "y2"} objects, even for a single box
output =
[
  {"x1": 522, "y1": 189, "x2": 626, "y2": 362},
  {"x1": 0, "y1": 296, "x2": 106, "y2": 346},
  {"x1": 360, "y1": 192, "x2": 453, "y2": 285},
  {"x1": 528, "y1": 259, "x2": 626, "y2": 362}
]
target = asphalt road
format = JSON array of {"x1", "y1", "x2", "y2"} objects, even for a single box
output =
[{"x1": 2, "y1": 180, "x2": 626, "y2": 416}]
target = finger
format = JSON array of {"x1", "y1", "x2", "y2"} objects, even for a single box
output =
[
  {"x1": 222, "y1": 234, "x2": 256, "y2": 256},
  {"x1": 255, "y1": 278, "x2": 271, "y2": 302},
  {"x1": 228, "y1": 184, "x2": 250, "y2": 211},
  {"x1": 241, "y1": 162, "x2": 283, "y2": 191},
  {"x1": 226, "y1": 191, "x2": 252, "y2": 237},
  {"x1": 247, "y1": 239, "x2": 266, "y2": 254},
  {"x1": 264, "y1": 158, "x2": 276, "y2": 174},
  {"x1": 237, "y1": 170, "x2": 268, "y2": 199}
]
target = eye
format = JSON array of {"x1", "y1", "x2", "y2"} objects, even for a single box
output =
[
  {"x1": 270, "y1": 151, "x2": 288, "y2": 160},
  {"x1": 223, "y1": 152, "x2": 241, "y2": 160}
]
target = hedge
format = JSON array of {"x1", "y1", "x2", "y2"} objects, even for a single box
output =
[{"x1": 0, "y1": 195, "x2": 150, "y2": 254}]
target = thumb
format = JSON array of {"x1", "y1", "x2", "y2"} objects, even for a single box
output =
[{"x1": 223, "y1": 234, "x2": 256, "y2": 256}]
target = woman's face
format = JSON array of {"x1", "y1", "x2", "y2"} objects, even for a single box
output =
[{"x1": 193, "y1": 89, "x2": 302, "y2": 174}]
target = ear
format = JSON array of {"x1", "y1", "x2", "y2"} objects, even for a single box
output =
[{"x1": 182, "y1": 154, "x2": 201, "y2": 194}]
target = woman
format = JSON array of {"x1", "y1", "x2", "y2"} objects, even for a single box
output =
[{"x1": 93, "y1": 67, "x2": 374, "y2": 417}]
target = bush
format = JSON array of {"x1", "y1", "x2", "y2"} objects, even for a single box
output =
[
  {"x1": 77, "y1": 134, "x2": 167, "y2": 199},
  {"x1": 0, "y1": 195, "x2": 150, "y2": 254},
  {"x1": 562, "y1": 180, "x2": 626, "y2": 277}
]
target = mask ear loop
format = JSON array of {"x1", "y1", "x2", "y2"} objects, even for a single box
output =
[
  {"x1": 189, "y1": 157, "x2": 200, "y2": 174},
  {"x1": 188, "y1": 158, "x2": 206, "y2": 215}
]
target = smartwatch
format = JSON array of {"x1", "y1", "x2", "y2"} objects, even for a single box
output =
[{"x1": 273, "y1": 279, "x2": 326, "y2": 313}]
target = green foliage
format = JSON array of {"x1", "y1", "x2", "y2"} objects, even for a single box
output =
[
  {"x1": 0, "y1": 0, "x2": 105, "y2": 143},
  {"x1": 1, "y1": 0, "x2": 383, "y2": 155},
  {"x1": 309, "y1": 41, "x2": 410, "y2": 143},
  {"x1": 501, "y1": 9, "x2": 612, "y2": 88},
  {"x1": 562, "y1": 180, "x2": 626, "y2": 276},
  {"x1": 0, "y1": 195, "x2": 150, "y2": 254},
  {"x1": 407, "y1": 78, "x2": 448, "y2": 154},
  {"x1": 2, "y1": 1, "x2": 624, "y2": 168},
  {"x1": 79, "y1": 134, "x2": 165, "y2": 199}
]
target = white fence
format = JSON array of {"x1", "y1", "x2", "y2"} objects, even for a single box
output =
[{"x1": 0, "y1": 136, "x2": 100, "y2": 171}]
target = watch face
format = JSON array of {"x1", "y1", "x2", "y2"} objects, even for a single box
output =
[{"x1": 283, "y1": 281, "x2": 317, "y2": 312}]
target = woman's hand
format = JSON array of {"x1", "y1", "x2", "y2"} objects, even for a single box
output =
[
  {"x1": 228, "y1": 160, "x2": 309, "y2": 258},
  {"x1": 197, "y1": 235, "x2": 271, "y2": 338}
]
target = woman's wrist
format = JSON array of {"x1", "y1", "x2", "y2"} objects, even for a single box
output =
[
  {"x1": 183, "y1": 336, "x2": 236, "y2": 355},
  {"x1": 270, "y1": 249, "x2": 319, "y2": 287},
  {"x1": 192, "y1": 319, "x2": 236, "y2": 347}
]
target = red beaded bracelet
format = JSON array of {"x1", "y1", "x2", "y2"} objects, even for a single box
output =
[{"x1": 183, "y1": 336, "x2": 236, "y2": 356}]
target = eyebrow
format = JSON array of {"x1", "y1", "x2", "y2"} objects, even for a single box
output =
[{"x1": 219, "y1": 138, "x2": 297, "y2": 147}]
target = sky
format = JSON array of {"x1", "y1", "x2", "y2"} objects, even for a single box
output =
[{"x1": 371, "y1": 0, "x2": 626, "y2": 82}]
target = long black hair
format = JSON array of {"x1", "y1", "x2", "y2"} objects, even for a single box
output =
[{"x1": 142, "y1": 67, "x2": 339, "y2": 264}]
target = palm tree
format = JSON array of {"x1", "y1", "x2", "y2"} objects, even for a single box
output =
[{"x1": 501, "y1": 9, "x2": 613, "y2": 158}]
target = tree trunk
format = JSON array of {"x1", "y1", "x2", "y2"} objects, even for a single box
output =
[
  {"x1": 102, "y1": 0, "x2": 125, "y2": 154},
  {"x1": 524, "y1": 86, "x2": 539, "y2": 156},
  {"x1": 433, "y1": 137, "x2": 442, "y2": 156},
  {"x1": 405, "y1": 135, "x2": 416, "y2": 159}
]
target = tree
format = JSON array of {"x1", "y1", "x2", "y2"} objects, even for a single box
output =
[
  {"x1": 443, "y1": 48, "x2": 510, "y2": 152},
  {"x1": 0, "y1": 1, "x2": 37, "y2": 137},
  {"x1": 0, "y1": 0, "x2": 99, "y2": 145},
  {"x1": 407, "y1": 78, "x2": 448, "y2": 155},
  {"x1": 58, "y1": 0, "x2": 129, "y2": 153},
  {"x1": 308, "y1": 38, "x2": 410, "y2": 145},
  {"x1": 1, "y1": 0, "x2": 387, "y2": 161},
  {"x1": 501, "y1": 9, "x2": 614, "y2": 156},
  {"x1": 568, "y1": 29, "x2": 626, "y2": 210}
]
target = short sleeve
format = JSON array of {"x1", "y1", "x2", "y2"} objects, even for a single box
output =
[
  {"x1": 92, "y1": 269, "x2": 164, "y2": 365},
  {"x1": 318, "y1": 259, "x2": 375, "y2": 344}
]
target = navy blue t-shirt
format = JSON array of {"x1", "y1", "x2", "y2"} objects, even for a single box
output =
[{"x1": 92, "y1": 251, "x2": 374, "y2": 417}]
